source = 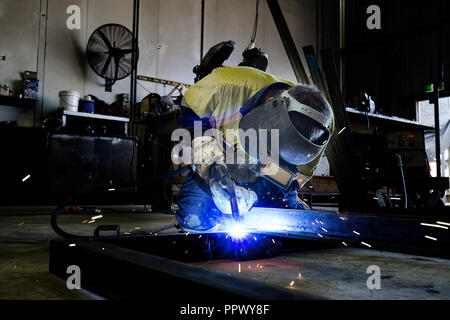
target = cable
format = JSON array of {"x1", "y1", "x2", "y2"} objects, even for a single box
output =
[
  {"x1": 51, "y1": 166, "x2": 192, "y2": 239},
  {"x1": 250, "y1": 0, "x2": 260, "y2": 43},
  {"x1": 129, "y1": 138, "x2": 137, "y2": 199},
  {"x1": 137, "y1": 80, "x2": 152, "y2": 94},
  {"x1": 396, "y1": 154, "x2": 408, "y2": 209},
  {"x1": 148, "y1": 224, "x2": 179, "y2": 234}
]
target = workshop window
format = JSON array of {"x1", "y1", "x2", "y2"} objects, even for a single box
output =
[{"x1": 417, "y1": 97, "x2": 450, "y2": 178}]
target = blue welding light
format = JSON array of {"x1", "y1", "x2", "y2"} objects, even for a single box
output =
[{"x1": 228, "y1": 223, "x2": 248, "y2": 241}]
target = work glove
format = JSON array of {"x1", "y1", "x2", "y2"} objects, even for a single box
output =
[
  {"x1": 192, "y1": 136, "x2": 225, "y2": 180},
  {"x1": 210, "y1": 181, "x2": 258, "y2": 215}
]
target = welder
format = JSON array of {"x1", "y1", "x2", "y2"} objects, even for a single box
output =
[{"x1": 175, "y1": 66, "x2": 335, "y2": 232}]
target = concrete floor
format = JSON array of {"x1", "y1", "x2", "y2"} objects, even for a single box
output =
[
  {"x1": 0, "y1": 207, "x2": 175, "y2": 300},
  {"x1": 195, "y1": 248, "x2": 450, "y2": 300},
  {"x1": 2, "y1": 206, "x2": 450, "y2": 300}
]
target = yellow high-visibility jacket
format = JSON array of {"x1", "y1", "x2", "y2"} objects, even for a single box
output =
[{"x1": 183, "y1": 66, "x2": 334, "y2": 179}]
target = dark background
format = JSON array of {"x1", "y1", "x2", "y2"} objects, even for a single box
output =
[{"x1": 342, "y1": 0, "x2": 450, "y2": 119}]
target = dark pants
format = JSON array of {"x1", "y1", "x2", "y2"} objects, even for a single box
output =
[{"x1": 176, "y1": 171, "x2": 303, "y2": 231}]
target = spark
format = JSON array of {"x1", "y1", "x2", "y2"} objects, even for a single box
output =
[
  {"x1": 353, "y1": 231, "x2": 361, "y2": 236},
  {"x1": 298, "y1": 273, "x2": 302, "y2": 279},
  {"x1": 18, "y1": 222, "x2": 24, "y2": 227},
  {"x1": 342, "y1": 241, "x2": 348, "y2": 247},
  {"x1": 339, "y1": 217, "x2": 346, "y2": 221},
  {"x1": 317, "y1": 234, "x2": 323, "y2": 238},
  {"x1": 91, "y1": 215, "x2": 103, "y2": 220},
  {"x1": 198, "y1": 235, "x2": 202, "y2": 239},
  {"x1": 321, "y1": 227, "x2": 328, "y2": 232},
  {"x1": 238, "y1": 264, "x2": 241, "y2": 273},
  {"x1": 81, "y1": 220, "x2": 88, "y2": 224},
  {"x1": 134, "y1": 227, "x2": 141, "y2": 230},
  {"x1": 123, "y1": 232, "x2": 131, "y2": 235},
  {"x1": 88, "y1": 220, "x2": 95, "y2": 224},
  {"x1": 69, "y1": 244, "x2": 76, "y2": 247},
  {"x1": 185, "y1": 232, "x2": 190, "y2": 236},
  {"x1": 22, "y1": 175, "x2": 31, "y2": 182},
  {"x1": 420, "y1": 223, "x2": 448, "y2": 230},
  {"x1": 425, "y1": 236, "x2": 438, "y2": 241},
  {"x1": 254, "y1": 236, "x2": 257, "y2": 241},
  {"x1": 338, "y1": 127, "x2": 347, "y2": 135},
  {"x1": 185, "y1": 250, "x2": 189, "y2": 255},
  {"x1": 272, "y1": 239, "x2": 276, "y2": 244},
  {"x1": 436, "y1": 221, "x2": 450, "y2": 227},
  {"x1": 290, "y1": 281, "x2": 295, "y2": 287},
  {"x1": 361, "y1": 242, "x2": 372, "y2": 248}
]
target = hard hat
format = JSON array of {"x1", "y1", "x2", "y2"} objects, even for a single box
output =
[{"x1": 238, "y1": 86, "x2": 332, "y2": 166}]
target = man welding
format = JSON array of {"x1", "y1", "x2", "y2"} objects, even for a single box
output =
[{"x1": 175, "y1": 48, "x2": 334, "y2": 233}]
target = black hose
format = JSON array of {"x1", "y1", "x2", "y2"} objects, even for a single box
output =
[
  {"x1": 51, "y1": 166, "x2": 192, "y2": 239},
  {"x1": 51, "y1": 196, "x2": 89, "y2": 240}
]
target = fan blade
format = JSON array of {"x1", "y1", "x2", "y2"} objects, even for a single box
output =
[
  {"x1": 101, "y1": 55, "x2": 113, "y2": 77},
  {"x1": 108, "y1": 61, "x2": 120, "y2": 87},
  {"x1": 118, "y1": 60, "x2": 131, "y2": 78},
  {"x1": 98, "y1": 30, "x2": 113, "y2": 50},
  {"x1": 119, "y1": 49, "x2": 137, "y2": 55}
]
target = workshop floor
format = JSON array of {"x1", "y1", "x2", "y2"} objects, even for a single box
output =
[
  {"x1": 194, "y1": 248, "x2": 450, "y2": 300},
  {"x1": 1, "y1": 206, "x2": 450, "y2": 300},
  {"x1": 0, "y1": 207, "x2": 175, "y2": 300}
]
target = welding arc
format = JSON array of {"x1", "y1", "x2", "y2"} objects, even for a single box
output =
[{"x1": 50, "y1": 167, "x2": 192, "y2": 240}]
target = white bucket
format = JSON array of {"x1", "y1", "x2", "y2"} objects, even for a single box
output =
[{"x1": 59, "y1": 90, "x2": 80, "y2": 112}]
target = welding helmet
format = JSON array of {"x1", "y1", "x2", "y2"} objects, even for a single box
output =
[{"x1": 238, "y1": 87, "x2": 332, "y2": 166}]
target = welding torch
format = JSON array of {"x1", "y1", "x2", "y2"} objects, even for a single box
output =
[{"x1": 210, "y1": 163, "x2": 241, "y2": 223}]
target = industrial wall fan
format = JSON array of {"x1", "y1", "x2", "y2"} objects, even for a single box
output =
[{"x1": 87, "y1": 24, "x2": 139, "y2": 92}]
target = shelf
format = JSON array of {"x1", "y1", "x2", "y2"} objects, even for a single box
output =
[
  {"x1": 346, "y1": 108, "x2": 434, "y2": 130},
  {"x1": 0, "y1": 95, "x2": 37, "y2": 109},
  {"x1": 61, "y1": 110, "x2": 129, "y2": 136},
  {"x1": 62, "y1": 110, "x2": 129, "y2": 122}
]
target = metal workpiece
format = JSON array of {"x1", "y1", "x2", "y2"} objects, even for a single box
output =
[
  {"x1": 221, "y1": 207, "x2": 450, "y2": 258},
  {"x1": 49, "y1": 228, "x2": 450, "y2": 300},
  {"x1": 50, "y1": 237, "x2": 322, "y2": 300},
  {"x1": 47, "y1": 209, "x2": 450, "y2": 300}
]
